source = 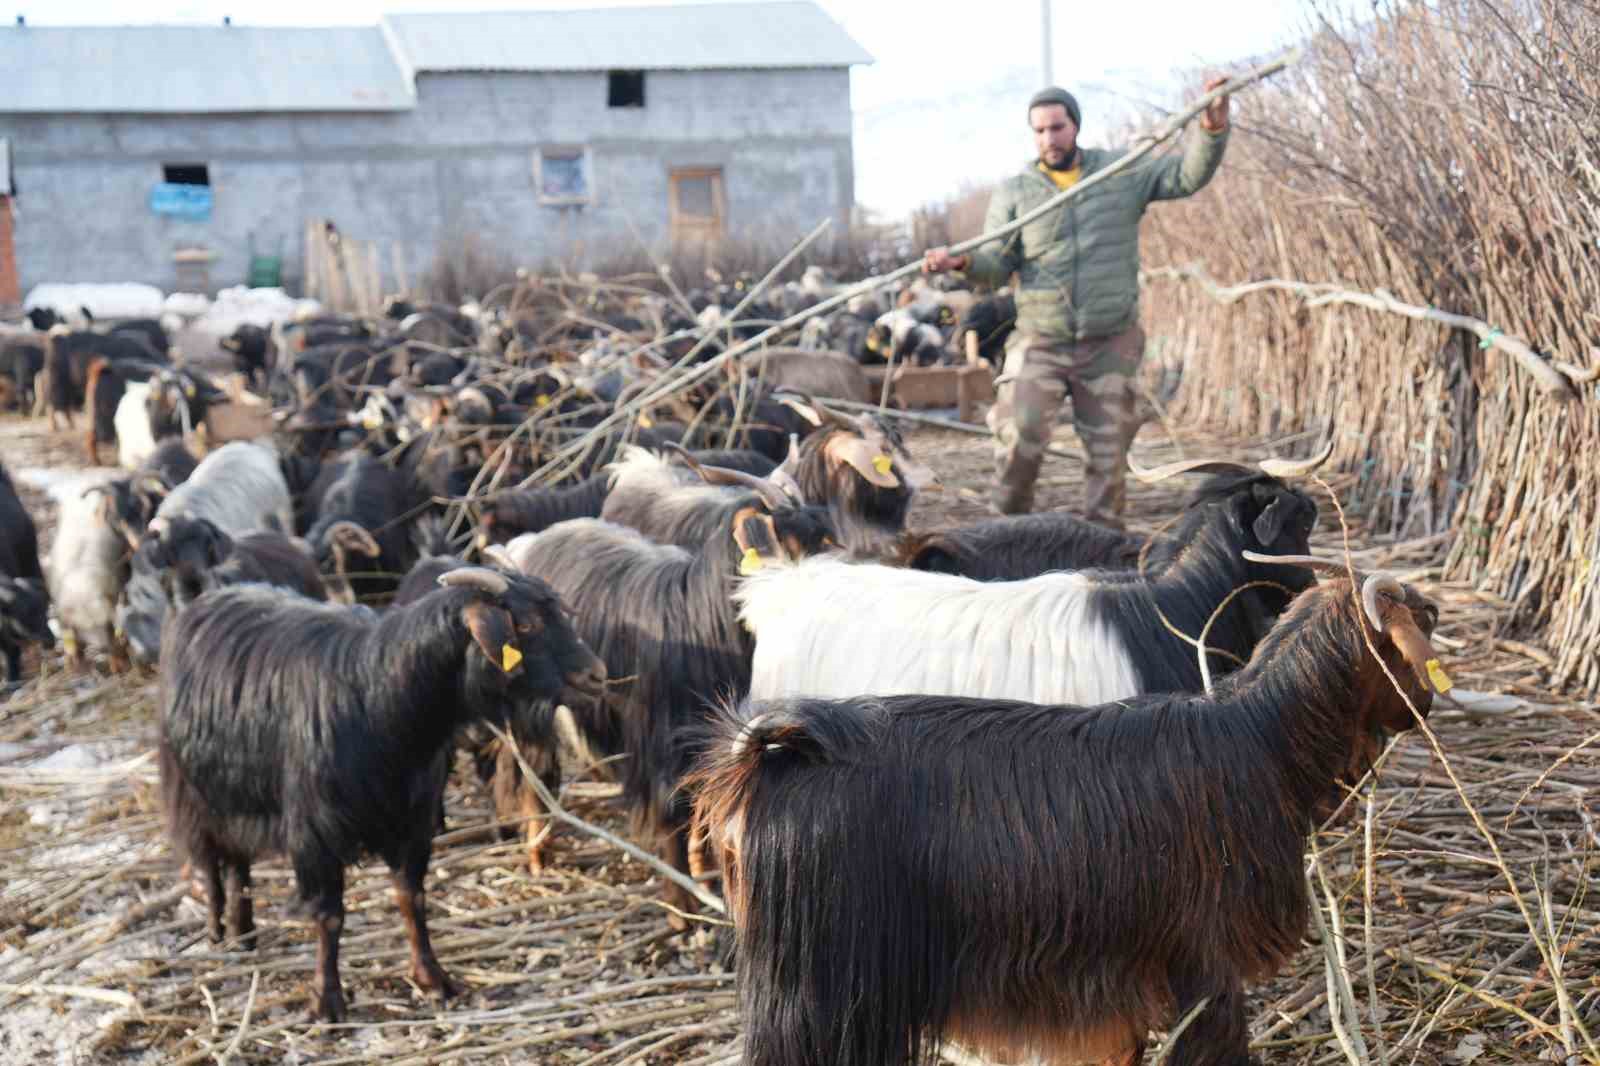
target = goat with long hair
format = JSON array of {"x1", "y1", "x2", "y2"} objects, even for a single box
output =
[
  {"x1": 492, "y1": 463, "x2": 836, "y2": 913},
  {"x1": 159, "y1": 567, "x2": 606, "y2": 1021},
  {"x1": 693, "y1": 560, "x2": 1445, "y2": 1066}
]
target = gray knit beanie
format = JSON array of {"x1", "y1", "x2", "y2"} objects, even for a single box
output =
[{"x1": 1027, "y1": 86, "x2": 1082, "y2": 128}]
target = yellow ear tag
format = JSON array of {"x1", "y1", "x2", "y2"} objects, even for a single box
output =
[
  {"x1": 501, "y1": 643, "x2": 523, "y2": 673},
  {"x1": 637, "y1": 413, "x2": 654, "y2": 429},
  {"x1": 739, "y1": 547, "x2": 763, "y2": 576},
  {"x1": 865, "y1": 334, "x2": 880, "y2": 352},
  {"x1": 535, "y1": 394, "x2": 551, "y2": 408},
  {"x1": 872, "y1": 454, "x2": 893, "y2": 476},
  {"x1": 1425, "y1": 658, "x2": 1452, "y2": 694},
  {"x1": 183, "y1": 383, "x2": 196, "y2": 399},
  {"x1": 362, "y1": 408, "x2": 383, "y2": 430}
]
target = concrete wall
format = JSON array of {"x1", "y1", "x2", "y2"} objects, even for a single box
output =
[{"x1": 0, "y1": 66, "x2": 855, "y2": 296}]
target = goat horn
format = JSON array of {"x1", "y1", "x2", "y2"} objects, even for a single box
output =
[
  {"x1": 1127, "y1": 453, "x2": 1252, "y2": 483},
  {"x1": 480, "y1": 545, "x2": 517, "y2": 571},
  {"x1": 438, "y1": 566, "x2": 510, "y2": 598},
  {"x1": 670, "y1": 445, "x2": 793, "y2": 512},
  {"x1": 778, "y1": 389, "x2": 854, "y2": 432},
  {"x1": 767, "y1": 434, "x2": 805, "y2": 503},
  {"x1": 1242, "y1": 550, "x2": 1354, "y2": 576},
  {"x1": 662, "y1": 441, "x2": 709, "y2": 479},
  {"x1": 1361, "y1": 572, "x2": 1408, "y2": 634},
  {"x1": 1258, "y1": 436, "x2": 1335, "y2": 478}
]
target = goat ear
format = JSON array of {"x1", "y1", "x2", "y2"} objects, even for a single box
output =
[
  {"x1": 731, "y1": 506, "x2": 785, "y2": 573},
  {"x1": 1252, "y1": 494, "x2": 1286, "y2": 546},
  {"x1": 462, "y1": 600, "x2": 520, "y2": 673},
  {"x1": 824, "y1": 435, "x2": 900, "y2": 489},
  {"x1": 1381, "y1": 605, "x2": 1447, "y2": 695},
  {"x1": 0, "y1": 579, "x2": 15, "y2": 606}
]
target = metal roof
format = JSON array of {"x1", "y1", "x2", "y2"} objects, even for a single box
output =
[
  {"x1": 0, "y1": 3, "x2": 869, "y2": 115},
  {"x1": 383, "y1": 2, "x2": 873, "y2": 73},
  {"x1": 0, "y1": 26, "x2": 416, "y2": 113}
]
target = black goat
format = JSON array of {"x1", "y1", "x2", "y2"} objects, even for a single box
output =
[
  {"x1": 119, "y1": 516, "x2": 326, "y2": 665},
  {"x1": 0, "y1": 463, "x2": 53, "y2": 681},
  {"x1": 0, "y1": 333, "x2": 45, "y2": 413},
  {"x1": 302, "y1": 454, "x2": 421, "y2": 603},
  {"x1": 220, "y1": 324, "x2": 274, "y2": 387},
  {"x1": 692, "y1": 567, "x2": 1443, "y2": 1066},
  {"x1": 158, "y1": 567, "x2": 606, "y2": 1021},
  {"x1": 494, "y1": 467, "x2": 836, "y2": 908},
  {"x1": 44, "y1": 327, "x2": 167, "y2": 429},
  {"x1": 954, "y1": 290, "x2": 1016, "y2": 368},
  {"x1": 897, "y1": 457, "x2": 1329, "y2": 582},
  {"x1": 109, "y1": 318, "x2": 170, "y2": 357}
]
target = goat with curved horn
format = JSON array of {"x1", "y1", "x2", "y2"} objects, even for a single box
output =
[
  {"x1": 663, "y1": 443, "x2": 793, "y2": 513},
  {"x1": 1257, "y1": 436, "x2": 1335, "y2": 478},
  {"x1": 1243, "y1": 550, "x2": 1432, "y2": 648},
  {"x1": 438, "y1": 567, "x2": 510, "y2": 598},
  {"x1": 1126, "y1": 454, "x2": 1253, "y2": 484}
]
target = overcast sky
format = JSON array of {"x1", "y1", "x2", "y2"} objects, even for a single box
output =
[{"x1": 25, "y1": 0, "x2": 1314, "y2": 217}]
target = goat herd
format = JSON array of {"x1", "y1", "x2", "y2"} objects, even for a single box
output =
[{"x1": 0, "y1": 280, "x2": 1452, "y2": 1066}]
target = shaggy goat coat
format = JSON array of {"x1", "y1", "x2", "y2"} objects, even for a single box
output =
[
  {"x1": 694, "y1": 576, "x2": 1440, "y2": 1066},
  {"x1": 154, "y1": 441, "x2": 293, "y2": 537}
]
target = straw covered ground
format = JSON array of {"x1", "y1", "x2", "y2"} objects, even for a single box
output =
[{"x1": 0, "y1": 413, "x2": 1596, "y2": 1065}]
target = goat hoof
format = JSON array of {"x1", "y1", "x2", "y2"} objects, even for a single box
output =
[
  {"x1": 412, "y1": 962, "x2": 458, "y2": 1001},
  {"x1": 310, "y1": 987, "x2": 347, "y2": 1023}
]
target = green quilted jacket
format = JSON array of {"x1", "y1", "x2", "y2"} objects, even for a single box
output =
[{"x1": 964, "y1": 126, "x2": 1229, "y2": 341}]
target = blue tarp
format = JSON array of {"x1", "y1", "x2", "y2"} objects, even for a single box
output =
[{"x1": 150, "y1": 182, "x2": 212, "y2": 221}]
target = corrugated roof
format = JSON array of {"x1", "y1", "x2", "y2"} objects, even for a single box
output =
[
  {"x1": 383, "y1": 2, "x2": 873, "y2": 73},
  {"x1": 0, "y1": 4, "x2": 870, "y2": 115},
  {"x1": 0, "y1": 26, "x2": 415, "y2": 113}
]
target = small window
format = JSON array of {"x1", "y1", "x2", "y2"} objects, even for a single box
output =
[
  {"x1": 607, "y1": 70, "x2": 645, "y2": 108},
  {"x1": 534, "y1": 146, "x2": 594, "y2": 206},
  {"x1": 162, "y1": 163, "x2": 210, "y2": 186}
]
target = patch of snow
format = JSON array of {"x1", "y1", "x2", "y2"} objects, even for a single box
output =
[
  {"x1": 195, "y1": 285, "x2": 321, "y2": 337},
  {"x1": 24, "y1": 284, "x2": 166, "y2": 321},
  {"x1": 162, "y1": 292, "x2": 211, "y2": 318}
]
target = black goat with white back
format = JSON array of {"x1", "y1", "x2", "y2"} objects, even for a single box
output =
[{"x1": 737, "y1": 450, "x2": 1324, "y2": 704}]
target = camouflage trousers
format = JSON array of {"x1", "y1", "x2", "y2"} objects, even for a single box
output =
[{"x1": 986, "y1": 324, "x2": 1145, "y2": 526}]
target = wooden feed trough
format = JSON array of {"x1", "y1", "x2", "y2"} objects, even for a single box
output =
[{"x1": 863, "y1": 362, "x2": 996, "y2": 423}]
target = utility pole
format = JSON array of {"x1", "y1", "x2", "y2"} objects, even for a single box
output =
[{"x1": 1040, "y1": 0, "x2": 1053, "y2": 85}]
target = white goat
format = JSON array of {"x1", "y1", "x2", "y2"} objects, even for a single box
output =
[
  {"x1": 115, "y1": 381, "x2": 157, "y2": 471},
  {"x1": 152, "y1": 440, "x2": 292, "y2": 536},
  {"x1": 46, "y1": 483, "x2": 132, "y2": 667}
]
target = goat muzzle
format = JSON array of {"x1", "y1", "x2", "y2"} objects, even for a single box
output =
[{"x1": 562, "y1": 655, "x2": 609, "y2": 706}]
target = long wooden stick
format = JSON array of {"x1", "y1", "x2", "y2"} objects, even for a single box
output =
[{"x1": 1141, "y1": 263, "x2": 1594, "y2": 401}]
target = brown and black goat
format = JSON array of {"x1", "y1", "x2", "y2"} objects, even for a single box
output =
[{"x1": 692, "y1": 559, "x2": 1445, "y2": 1066}]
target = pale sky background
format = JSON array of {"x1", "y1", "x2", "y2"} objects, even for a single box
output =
[{"x1": 23, "y1": 0, "x2": 1315, "y2": 218}]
